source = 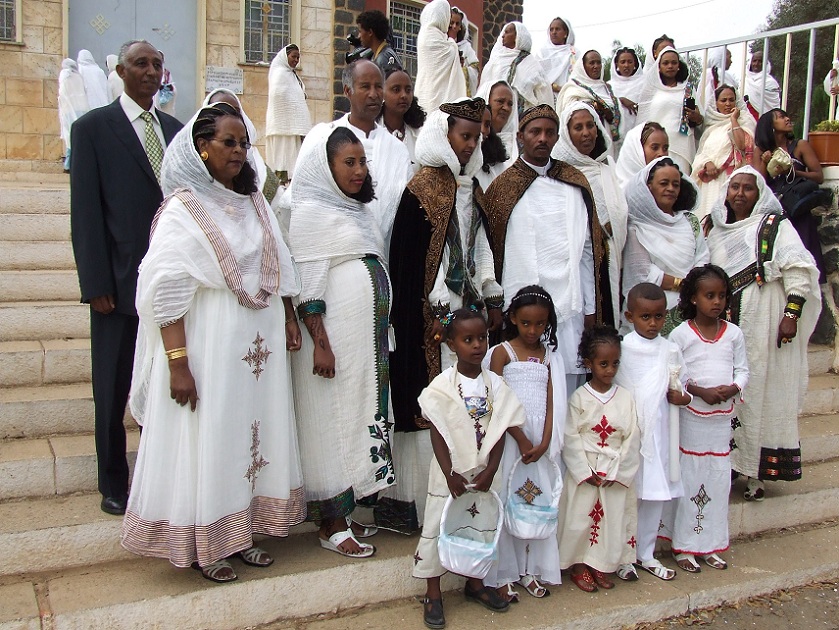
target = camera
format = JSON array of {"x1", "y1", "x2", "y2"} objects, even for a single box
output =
[
  {"x1": 346, "y1": 31, "x2": 362, "y2": 47},
  {"x1": 345, "y1": 31, "x2": 372, "y2": 64}
]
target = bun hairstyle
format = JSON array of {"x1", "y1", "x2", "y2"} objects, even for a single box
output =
[
  {"x1": 678, "y1": 263, "x2": 732, "y2": 321},
  {"x1": 192, "y1": 102, "x2": 258, "y2": 195},
  {"x1": 503, "y1": 285, "x2": 558, "y2": 349},
  {"x1": 578, "y1": 325, "x2": 621, "y2": 367}
]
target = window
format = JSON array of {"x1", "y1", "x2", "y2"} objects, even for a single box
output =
[
  {"x1": 0, "y1": 0, "x2": 17, "y2": 42},
  {"x1": 389, "y1": 1, "x2": 422, "y2": 79},
  {"x1": 244, "y1": 0, "x2": 290, "y2": 64}
]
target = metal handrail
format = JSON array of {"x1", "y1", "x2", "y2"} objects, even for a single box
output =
[{"x1": 677, "y1": 17, "x2": 839, "y2": 137}]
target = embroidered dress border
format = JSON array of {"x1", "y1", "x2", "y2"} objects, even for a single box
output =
[
  {"x1": 122, "y1": 487, "x2": 306, "y2": 567},
  {"x1": 374, "y1": 496, "x2": 420, "y2": 533},
  {"x1": 307, "y1": 487, "x2": 356, "y2": 523},
  {"x1": 758, "y1": 446, "x2": 802, "y2": 481},
  {"x1": 297, "y1": 299, "x2": 326, "y2": 319},
  {"x1": 670, "y1": 543, "x2": 730, "y2": 555}
]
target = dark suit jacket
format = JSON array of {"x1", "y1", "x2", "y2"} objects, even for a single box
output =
[{"x1": 70, "y1": 99, "x2": 183, "y2": 315}]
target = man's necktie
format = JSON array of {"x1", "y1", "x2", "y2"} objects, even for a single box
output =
[{"x1": 140, "y1": 111, "x2": 164, "y2": 183}]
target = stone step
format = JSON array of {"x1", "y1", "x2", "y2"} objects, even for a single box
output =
[
  {"x1": 808, "y1": 343, "x2": 834, "y2": 376},
  {"x1": 802, "y1": 373, "x2": 839, "y2": 415},
  {"x1": 0, "y1": 430, "x2": 139, "y2": 502},
  {"x1": 0, "y1": 270, "x2": 80, "y2": 302},
  {"x1": 799, "y1": 412, "x2": 839, "y2": 463},
  {"x1": 0, "y1": 185, "x2": 69, "y2": 215},
  {"x1": 0, "y1": 382, "x2": 94, "y2": 439},
  {"x1": 3, "y1": 513, "x2": 839, "y2": 630},
  {"x1": 0, "y1": 213, "x2": 70, "y2": 241},
  {"x1": 0, "y1": 339, "x2": 90, "y2": 388},
  {"x1": 0, "y1": 300, "x2": 88, "y2": 342},
  {"x1": 0, "y1": 241, "x2": 76, "y2": 271}
]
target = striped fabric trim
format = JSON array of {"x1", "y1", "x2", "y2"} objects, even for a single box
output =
[{"x1": 121, "y1": 487, "x2": 306, "y2": 567}]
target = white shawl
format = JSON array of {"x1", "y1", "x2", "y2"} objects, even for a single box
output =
[
  {"x1": 266, "y1": 47, "x2": 312, "y2": 137},
  {"x1": 453, "y1": 6, "x2": 480, "y2": 97},
  {"x1": 475, "y1": 80, "x2": 519, "y2": 167},
  {"x1": 614, "y1": 122, "x2": 655, "y2": 189},
  {"x1": 76, "y1": 49, "x2": 109, "y2": 109},
  {"x1": 106, "y1": 54, "x2": 123, "y2": 103},
  {"x1": 692, "y1": 95, "x2": 755, "y2": 176},
  {"x1": 556, "y1": 52, "x2": 616, "y2": 117},
  {"x1": 414, "y1": 105, "x2": 483, "y2": 179},
  {"x1": 480, "y1": 22, "x2": 552, "y2": 109},
  {"x1": 415, "y1": 0, "x2": 467, "y2": 114},
  {"x1": 637, "y1": 47, "x2": 699, "y2": 169},
  {"x1": 610, "y1": 52, "x2": 645, "y2": 139},
  {"x1": 552, "y1": 102, "x2": 628, "y2": 325},
  {"x1": 745, "y1": 55, "x2": 781, "y2": 116},
  {"x1": 58, "y1": 59, "x2": 88, "y2": 146},
  {"x1": 703, "y1": 46, "x2": 740, "y2": 109},
  {"x1": 537, "y1": 18, "x2": 576, "y2": 89}
]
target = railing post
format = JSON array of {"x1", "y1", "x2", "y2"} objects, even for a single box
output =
[
  {"x1": 760, "y1": 38, "x2": 769, "y2": 117},
  {"x1": 700, "y1": 48, "x2": 709, "y2": 108},
  {"x1": 803, "y1": 29, "x2": 816, "y2": 139},
  {"x1": 831, "y1": 25, "x2": 839, "y2": 122},
  {"x1": 782, "y1": 32, "x2": 792, "y2": 111},
  {"x1": 740, "y1": 40, "x2": 748, "y2": 97}
]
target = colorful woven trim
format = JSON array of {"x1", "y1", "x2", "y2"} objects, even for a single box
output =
[
  {"x1": 484, "y1": 294, "x2": 504, "y2": 310},
  {"x1": 297, "y1": 299, "x2": 326, "y2": 319},
  {"x1": 758, "y1": 446, "x2": 802, "y2": 481},
  {"x1": 306, "y1": 487, "x2": 355, "y2": 523}
]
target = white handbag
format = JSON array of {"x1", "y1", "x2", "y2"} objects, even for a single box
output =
[
  {"x1": 504, "y1": 457, "x2": 562, "y2": 540},
  {"x1": 438, "y1": 488, "x2": 504, "y2": 579}
]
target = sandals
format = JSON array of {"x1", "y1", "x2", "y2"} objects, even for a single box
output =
[
  {"x1": 617, "y1": 563, "x2": 638, "y2": 581},
  {"x1": 194, "y1": 559, "x2": 237, "y2": 583},
  {"x1": 673, "y1": 552, "x2": 701, "y2": 573},
  {"x1": 422, "y1": 597, "x2": 445, "y2": 629},
  {"x1": 518, "y1": 574, "x2": 550, "y2": 598},
  {"x1": 463, "y1": 584, "x2": 510, "y2": 612},
  {"x1": 744, "y1": 478, "x2": 765, "y2": 502},
  {"x1": 500, "y1": 583, "x2": 520, "y2": 603},
  {"x1": 319, "y1": 528, "x2": 376, "y2": 558},
  {"x1": 700, "y1": 553, "x2": 728, "y2": 570},
  {"x1": 569, "y1": 566, "x2": 598, "y2": 592},
  {"x1": 346, "y1": 515, "x2": 379, "y2": 538},
  {"x1": 589, "y1": 568, "x2": 615, "y2": 589},
  {"x1": 238, "y1": 546, "x2": 274, "y2": 567},
  {"x1": 635, "y1": 559, "x2": 676, "y2": 581}
]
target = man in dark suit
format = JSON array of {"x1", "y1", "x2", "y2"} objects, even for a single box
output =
[{"x1": 70, "y1": 40, "x2": 183, "y2": 515}]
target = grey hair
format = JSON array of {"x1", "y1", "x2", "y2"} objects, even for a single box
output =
[
  {"x1": 117, "y1": 39, "x2": 154, "y2": 66},
  {"x1": 341, "y1": 60, "x2": 383, "y2": 95}
]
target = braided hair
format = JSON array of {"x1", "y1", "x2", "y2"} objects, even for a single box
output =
[
  {"x1": 678, "y1": 264, "x2": 731, "y2": 321},
  {"x1": 192, "y1": 102, "x2": 258, "y2": 195},
  {"x1": 578, "y1": 325, "x2": 621, "y2": 367},
  {"x1": 503, "y1": 285, "x2": 558, "y2": 349}
]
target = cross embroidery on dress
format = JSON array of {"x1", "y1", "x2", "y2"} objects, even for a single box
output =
[
  {"x1": 242, "y1": 332, "x2": 272, "y2": 380},
  {"x1": 244, "y1": 420, "x2": 269, "y2": 491},
  {"x1": 588, "y1": 499, "x2": 604, "y2": 546},
  {"x1": 591, "y1": 415, "x2": 616, "y2": 448},
  {"x1": 691, "y1": 484, "x2": 711, "y2": 534}
]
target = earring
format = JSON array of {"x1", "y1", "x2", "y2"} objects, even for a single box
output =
[{"x1": 200, "y1": 151, "x2": 209, "y2": 161}]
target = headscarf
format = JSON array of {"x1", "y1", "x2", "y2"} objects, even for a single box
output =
[
  {"x1": 452, "y1": 6, "x2": 480, "y2": 96},
  {"x1": 415, "y1": 0, "x2": 467, "y2": 113},
  {"x1": 76, "y1": 49, "x2": 109, "y2": 109},
  {"x1": 266, "y1": 46, "x2": 312, "y2": 137},
  {"x1": 480, "y1": 22, "x2": 552, "y2": 110},
  {"x1": 610, "y1": 48, "x2": 644, "y2": 139},
  {"x1": 537, "y1": 17, "x2": 576, "y2": 89},
  {"x1": 58, "y1": 59, "x2": 89, "y2": 146},
  {"x1": 556, "y1": 50, "x2": 621, "y2": 143},
  {"x1": 414, "y1": 99, "x2": 484, "y2": 180},
  {"x1": 614, "y1": 122, "x2": 657, "y2": 188},
  {"x1": 475, "y1": 80, "x2": 519, "y2": 167},
  {"x1": 704, "y1": 46, "x2": 740, "y2": 109},
  {"x1": 692, "y1": 85, "x2": 755, "y2": 180},
  {"x1": 552, "y1": 102, "x2": 628, "y2": 325},
  {"x1": 106, "y1": 54, "x2": 123, "y2": 102},
  {"x1": 745, "y1": 53, "x2": 781, "y2": 116}
]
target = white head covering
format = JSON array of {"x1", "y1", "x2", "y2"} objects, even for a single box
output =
[
  {"x1": 415, "y1": 0, "x2": 467, "y2": 113},
  {"x1": 266, "y1": 45, "x2": 312, "y2": 137},
  {"x1": 58, "y1": 59, "x2": 89, "y2": 146},
  {"x1": 745, "y1": 53, "x2": 781, "y2": 115},
  {"x1": 452, "y1": 6, "x2": 480, "y2": 96},
  {"x1": 76, "y1": 49, "x2": 109, "y2": 109},
  {"x1": 106, "y1": 54, "x2": 118, "y2": 73},
  {"x1": 704, "y1": 46, "x2": 740, "y2": 108},
  {"x1": 414, "y1": 101, "x2": 483, "y2": 181},
  {"x1": 537, "y1": 16, "x2": 576, "y2": 88},
  {"x1": 106, "y1": 53, "x2": 123, "y2": 102},
  {"x1": 610, "y1": 48, "x2": 644, "y2": 104},
  {"x1": 556, "y1": 50, "x2": 622, "y2": 145},
  {"x1": 614, "y1": 121, "x2": 667, "y2": 188},
  {"x1": 692, "y1": 84, "x2": 756, "y2": 183},
  {"x1": 480, "y1": 22, "x2": 552, "y2": 109},
  {"x1": 475, "y1": 80, "x2": 519, "y2": 166}
]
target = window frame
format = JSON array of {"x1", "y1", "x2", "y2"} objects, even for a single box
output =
[
  {"x1": 240, "y1": 0, "x2": 301, "y2": 66},
  {"x1": 0, "y1": 0, "x2": 22, "y2": 45},
  {"x1": 387, "y1": 0, "x2": 424, "y2": 80}
]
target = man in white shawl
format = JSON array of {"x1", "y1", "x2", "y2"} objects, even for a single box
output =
[
  {"x1": 336, "y1": 60, "x2": 412, "y2": 252},
  {"x1": 610, "y1": 47, "x2": 645, "y2": 149},
  {"x1": 745, "y1": 51, "x2": 781, "y2": 117},
  {"x1": 706, "y1": 166, "x2": 820, "y2": 501},
  {"x1": 415, "y1": 0, "x2": 467, "y2": 114},
  {"x1": 703, "y1": 46, "x2": 739, "y2": 110},
  {"x1": 485, "y1": 104, "x2": 607, "y2": 392},
  {"x1": 553, "y1": 102, "x2": 628, "y2": 328},
  {"x1": 77, "y1": 49, "x2": 109, "y2": 109},
  {"x1": 122, "y1": 102, "x2": 305, "y2": 583},
  {"x1": 537, "y1": 17, "x2": 576, "y2": 95},
  {"x1": 58, "y1": 58, "x2": 89, "y2": 171},
  {"x1": 266, "y1": 44, "x2": 312, "y2": 181},
  {"x1": 106, "y1": 54, "x2": 123, "y2": 102},
  {"x1": 480, "y1": 22, "x2": 553, "y2": 113},
  {"x1": 450, "y1": 7, "x2": 480, "y2": 97}
]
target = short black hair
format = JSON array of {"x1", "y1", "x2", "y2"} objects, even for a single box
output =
[
  {"x1": 481, "y1": 124, "x2": 508, "y2": 171},
  {"x1": 192, "y1": 103, "x2": 258, "y2": 196},
  {"x1": 357, "y1": 10, "x2": 390, "y2": 42},
  {"x1": 443, "y1": 306, "x2": 487, "y2": 340},
  {"x1": 626, "y1": 282, "x2": 666, "y2": 311},
  {"x1": 613, "y1": 47, "x2": 640, "y2": 75},
  {"x1": 678, "y1": 264, "x2": 732, "y2": 320},
  {"x1": 646, "y1": 157, "x2": 697, "y2": 212},
  {"x1": 325, "y1": 127, "x2": 376, "y2": 203},
  {"x1": 504, "y1": 285, "x2": 558, "y2": 349},
  {"x1": 578, "y1": 325, "x2": 621, "y2": 365},
  {"x1": 652, "y1": 34, "x2": 675, "y2": 54}
]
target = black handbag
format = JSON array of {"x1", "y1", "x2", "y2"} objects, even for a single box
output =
[{"x1": 770, "y1": 174, "x2": 830, "y2": 219}]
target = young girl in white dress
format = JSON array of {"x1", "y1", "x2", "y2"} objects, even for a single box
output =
[
  {"x1": 560, "y1": 326, "x2": 641, "y2": 592},
  {"x1": 668, "y1": 264, "x2": 748, "y2": 573},
  {"x1": 485, "y1": 285, "x2": 566, "y2": 601}
]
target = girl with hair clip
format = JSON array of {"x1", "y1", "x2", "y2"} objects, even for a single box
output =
[{"x1": 484, "y1": 285, "x2": 566, "y2": 601}]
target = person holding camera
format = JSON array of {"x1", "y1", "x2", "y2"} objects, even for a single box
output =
[{"x1": 356, "y1": 10, "x2": 402, "y2": 75}]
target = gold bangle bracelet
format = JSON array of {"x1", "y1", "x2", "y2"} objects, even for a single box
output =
[{"x1": 165, "y1": 347, "x2": 187, "y2": 361}]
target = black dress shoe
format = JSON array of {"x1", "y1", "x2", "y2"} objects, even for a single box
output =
[
  {"x1": 101, "y1": 496, "x2": 127, "y2": 515},
  {"x1": 422, "y1": 597, "x2": 445, "y2": 629}
]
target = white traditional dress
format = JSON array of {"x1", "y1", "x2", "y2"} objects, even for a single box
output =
[
  {"x1": 412, "y1": 367, "x2": 525, "y2": 579},
  {"x1": 484, "y1": 342, "x2": 566, "y2": 587},
  {"x1": 553, "y1": 102, "x2": 628, "y2": 327},
  {"x1": 745, "y1": 55, "x2": 781, "y2": 117},
  {"x1": 452, "y1": 7, "x2": 480, "y2": 97},
  {"x1": 559, "y1": 384, "x2": 640, "y2": 572},
  {"x1": 265, "y1": 46, "x2": 312, "y2": 178},
  {"x1": 668, "y1": 319, "x2": 748, "y2": 556},
  {"x1": 288, "y1": 125, "x2": 395, "y2": 522},
  {"x1": 122, "y1": 111, "x2": 305, "y2": 568},
  {"x1": 77, "y1": 49, "x2": 109, "y2": 110},
  {"x1": 415, "y1": 0, "x2": 467, "y2": 114},
  {"x1": 609, "y1": 53, "x2": 645, "y2": 146},
  {"x1": 536, "y1": 19, "x2": 576, "y2": 92},
  {"x1": 637, "y1": 47, "x2": 701, "y2": 174},
  {"x1": 106, "y1": 54, "x2": 123, "y2": 103},
  {"x1": 475, "y1": 80, "x2": 519, "y2": 169},
  {"x1": 707, "y1": 166, "x2": 820, "y2": 482},
  {"x1": 58, "y1": 59, "x2": 89, "y2": 165}
]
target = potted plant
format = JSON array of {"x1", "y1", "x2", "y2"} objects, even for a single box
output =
[{"x1": 810, "y1": 119, "x2": 839, "y2": 166}]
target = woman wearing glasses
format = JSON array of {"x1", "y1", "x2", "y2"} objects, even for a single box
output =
[{"x1": 122, "y1": 102, "x2": 305, "y2": 584}]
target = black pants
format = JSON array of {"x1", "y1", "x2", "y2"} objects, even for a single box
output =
[{"x1": 90, "y1": 309, "x2": 138, "y2": 499}]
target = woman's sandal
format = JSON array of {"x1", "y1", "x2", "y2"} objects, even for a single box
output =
[
  {"x1": 744, "y1": 478, "x2": 765, "y2": 502},
  {"x1": 569, "y1": 567, "x2": 598, "y2": 593},
  {"x1": 673, "y1": 552, "x2": 701, "y2": 573},
  {"x1": 463, "y1": 584, "x2": 510, "y2": 612},
  {"x1": 700, "y1": 553, "x2": 728, "y2": 570},
  {"x1": 193, "y1": 559, "x2": 237, "y2": 583},
  {"x1": 422, "y1": 597, "x2": 445, "y2": 629},
  {"x1": 518, "y1": 574, "x2": 550, "y2": 598},
  {"x1": 635, "y1": 559, "x2": 676, "y2": 581},
  {"x1": 589, "y1": 568, "x2": 615, "y2": 589},
  {"x1": 499, "y1": 583, "x2": 520, "y2": 603},
  {"x1": 346, "y1": 515, "x2": 378, "y2": 538},
  {"x1": 319, "y1": 529, "x2": 375, "y2": 558},
  {"x1": 238, "y1": 546, "x2": 274, "y2": 567},
  {"x1": 616, "y1": 563, "x2": 639, "y2": 581}
]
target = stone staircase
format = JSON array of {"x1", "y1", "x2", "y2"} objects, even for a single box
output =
[{"x1": 1, "y1": 176, "x2": 839, "y2": 629}]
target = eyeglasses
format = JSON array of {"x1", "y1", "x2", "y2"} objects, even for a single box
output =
[{"x1": 210, "y1": 137, "x2": 251, "y2": 150}]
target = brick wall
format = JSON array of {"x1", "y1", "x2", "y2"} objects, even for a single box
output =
[{"x1": 481, "y1": 0, "x2": 524, "y2": 66}]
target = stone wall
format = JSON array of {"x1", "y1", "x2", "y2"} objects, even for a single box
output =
[
  {"x1": 0, "y1": 0, "x2": 64, "y2": 165},
  {"x1": 815, "y1": 166, "x2": 839, "y2": 368},
  {"x1": 481, "y1": 0, "x2": 524, "y2": 66},
  {"x1": 331, "y1": 0, "x2": 365, "y2": 118}
]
